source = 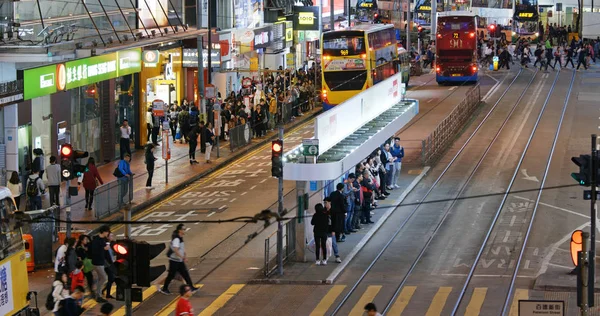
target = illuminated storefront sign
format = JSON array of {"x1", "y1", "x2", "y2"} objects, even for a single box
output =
[{"x1": 294, "y1": 6, "x2": 320, "y2": 31}]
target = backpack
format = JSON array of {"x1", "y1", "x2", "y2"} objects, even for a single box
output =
[
  {"x1": 45, "y1": 287, "x2": 55, "y2": 311},
  {"x1": 26, "y1": 177, "x2": 40, "y2": 197}
]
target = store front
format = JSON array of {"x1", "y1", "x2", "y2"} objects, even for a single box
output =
[
  {"x1": 139, "y1": 47, "x2": 184, "y2": 147},
  {"x1": 17, "y1": 48, "x2": 142, "y2": 172},
  {"x1": 292, "y1": 6, "x2": 321, "y2": 70}
]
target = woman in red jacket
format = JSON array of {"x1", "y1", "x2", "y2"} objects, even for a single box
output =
[{"x1": 81, "y1": 157, "x2": 104, "y2": 211}]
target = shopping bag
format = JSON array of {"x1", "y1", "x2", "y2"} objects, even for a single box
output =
[
  {"x1": 326, "y1": 237, "x2": 333, "y2": 258},
  {"x1": 307, "y1": 238, "x2": 315, "y2": 253}
]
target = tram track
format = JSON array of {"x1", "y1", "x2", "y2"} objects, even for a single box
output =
[{"x1": 330, "y1": 67, "x2": 540, "y2": 315}]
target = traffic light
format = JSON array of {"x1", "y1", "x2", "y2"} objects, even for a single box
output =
[
  {"x1": 60, "y1": 144, "x2": 73, "y2": 181},
  {"x1": 113, "y1": 239, "x2": 133, "y2": 300},
  {"x1": 417, "y1": 26, "x2": 424, "y2": 40},
  {"x1": 72, "y1": 149, "x2": 89, "y2": 177},
  {"x1": 271, "y1": 139, "x2": 283, "y2": 178},
  {"x1": 373, "y1": 13, "x2": 382, "y2": 24},
  {"x1": 488, "y1": 24, "x2": 497, "y2": 38},
  {"x1": 134, "y1": 241, "x2": 166, "y2": 287},
  {"x1": 571, "y1": 155, "x2": 592, "y2": 186}
]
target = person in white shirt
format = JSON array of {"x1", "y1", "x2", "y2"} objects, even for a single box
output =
[
  {"x1": 119, "y1": 119, "x2": 132, "y2": 159},
  {"x1": 7, "y1": 171, "x2": 22, "y2": 211},
  {"x1": 54, "y1": 239, "x2": 69, "y2": 277}
]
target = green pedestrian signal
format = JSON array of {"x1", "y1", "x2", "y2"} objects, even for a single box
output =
[{"x1": 571, "y1": 155, "x2": 592, "y2": 186}]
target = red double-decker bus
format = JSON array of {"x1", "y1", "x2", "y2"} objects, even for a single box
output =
[{"x1": 435, "y1": 12, "x2": 479, "y2": 84}]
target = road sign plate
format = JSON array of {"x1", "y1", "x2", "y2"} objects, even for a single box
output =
[
  {"x1": 302, "y1": 139, "x2": 319, "y2": 156},
  {"x1": 518, "y1": 300, "x2": 564, "y2": 316}
]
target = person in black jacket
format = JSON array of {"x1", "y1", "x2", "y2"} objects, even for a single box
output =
[
  {"x1": 90, "y1": 225, "x2": 110, "y2": 303},
  {"x1": 60, "y1": 286, "x2": 86, "y2": 316},
  {"x1": 145, "y1": 144, "x2": 157, "y2": 188},
  {"x1": 328, "y1": 183, "x2": 347, "y2": 243},
  {"x1": 311, "y1": 203, "x2": 329, "y2": 265},
  {"x1": 188, "y1": 125, "x2": 199, "y2": 165}
]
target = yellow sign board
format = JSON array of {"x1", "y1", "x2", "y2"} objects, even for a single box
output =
[
  {"x1": 299, "y1": 12, "x2": 315, "y2": 25},
  {"x1": 286, "y1": 21, "x2": 293, "y2": 41},
  {"x1": 250, "y1": 57, "x2": 258, "y2": 71},
  {"x1": 286, "y1": 53, "x2": 295, "y2": 69},
  {"x1": 360, "y1": 2, "x2": 373, "y2": 7},
  {"x1": 518, "y1": 12, "x2": 534, "y2": 18},
  {"x1": 419, "y1": 5, "x2": 432, "y2": 10}
]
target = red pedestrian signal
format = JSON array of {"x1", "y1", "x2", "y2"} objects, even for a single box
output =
[
  {"x1": 488, "y1": 24, "x2": 496, "y2": 31},
  {"x1": 113, "y1": 243, "x2": 128, "y2": 255},
  {"x1": 60, "y1": 144, "x2": 72, "y2": 158},
  {"x1": 271, "y1": 139, "x2": 283, "y2": 178},
  {"x1": 272, "y1": 141, "x2": 283, "y2": 154}
]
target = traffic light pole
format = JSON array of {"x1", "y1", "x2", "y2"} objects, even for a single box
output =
[
  {"x1": 277, "y1": 127, "x2": 284, "y2": 276},
  {"x1": 124, "y1": 204, "x2": 132, "y2": 316},
  {"x1": 580, "y1": 231, "x2": 590, "y2": 316},
  {"x1": 65, "y1": 184, "x2": 71, "y2": 238},
  {"x1": 590, "y1": 134, "x2": 597, "y2": 296}
]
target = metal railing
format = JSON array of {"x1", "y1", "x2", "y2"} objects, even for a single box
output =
[
  {"x1": 93, "y1": 175, "x2": 134, "y2": 219},
  {"x1": 229, "y1": 123, "x2": 253, "y2": 152},
  {"x1": 264, "y1": 219, "x2": 296, "y2": 277},
  {"x1": 421, "y1": 85, "x2": 481, "y2": 165}
]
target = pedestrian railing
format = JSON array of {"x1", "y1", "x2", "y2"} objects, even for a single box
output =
[
  {"x1": 421, "y1": 85, "x2": 482, "y2": 165},
  {"x1": 264, "y1": 219, "x2": 297, "y2": 277},
  {"x1": 94, "y1": 176, "x2": 134, "y2": 219},
  {"x1": 229, "y1": 123, "x2": 254, "y2": 152}
]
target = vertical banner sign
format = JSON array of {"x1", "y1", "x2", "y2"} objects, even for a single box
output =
[{"x1": 250, "y1": 58, "x2": 259, "y2": 71}]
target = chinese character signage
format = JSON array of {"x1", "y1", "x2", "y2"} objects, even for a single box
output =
[
  {"x1": 181, "y1": 49, "x2": 221, "y2": 68},
  {"x1": 0, "y1": 261, "x2": 13, "y2": 315},
  {"x1": 21, "y1": 48, "x2": 142, "y2": 100},
  {"x1": 294, "y1": 6, "x2": 320, "y2": 31},
  {"x1": 253, "y1": 26, "x2": 272, "y2": 49}
]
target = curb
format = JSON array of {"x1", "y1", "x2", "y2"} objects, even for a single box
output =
[
  {"x1": 247, "y1": 166, "x2": 430, "y2": 285},
  {"x1": 85, "y1": 111, "x2": 321, "y2": 237}
]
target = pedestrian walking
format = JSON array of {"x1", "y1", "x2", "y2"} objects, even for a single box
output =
[
  {"x1": 46, "y1": 156, "x2": 61, "y2": 207},
  {"x1": 59, "y1": 286, "x2": 85, "y2": 316},
  {"x1": 204, "y1": 122, "x2": 215, "y2": 163},
  {"x1": 564, "y1": 46, "x2": 575, "y2": 68},
  {"x1": 119, "y1": 120, "x2": 132, "y2": 160},
  {"x1": 26, "y1": 167, "x2": 45, "y2": 210},
  {"x1": 7, "y1": 171, "x2": 22, "y2": 211},
  {"x1": 188, "y1": 125, "x2": 199, "y2": 165},
  {"x1": 169, "y1": 105, "x2": 179, "y2": 142},
  {"x1": 51, "y1": 273, "x2": 70, "y2": 315},
  {"x1": 364, "y1": 303, "x2": 383, "y2": 316},
  {"x1": 175, "y1": 284, "x2": 195, "y2": 316},
  {"x1": 103, "y1": 233, "x2": 116, "y2": 299},
  {"x1": 75, "y1": 235, "x2": 94, "y2": 292},
  {"x1": 553, "y1": 48, "x2": 562, "y2": 69},
  {"x1": 114, "y1": 154, "x2": 133, "y2": 206},
  {"x1": 81, "y1": 157, "x2": 103, "y2": 211},
  {"x1": 90, "y1": 225, "x2": 110, "y2": 303},
  {"x1": 146, "y1": 108, "x2": 154, "y2": 144},
  {"x1": 324, "y1": 197, "x2": 342, "y2": 263},
  {"x1": 145, "y1": 144, "x2": 157, "y2": 189},
  {"x1": 159, "y1": 224, "x2": 199, "y2": 295},
  {"x1": 178, "y1": 106, "x2": 190, "y2": 144},
  {"x1": 54, "y1": 237, "x2": 73, "y2": 278},
  {"x1": 343, "y1": 174, "x2": 358, "y2": 235},
  {"x1": 311, "y1": 203, "x2": 329, "y2": 265},
  {"x1": 577, "y1": 45, "x2": 588, "y2": 70},
  {"x1": 390, "y1": 138, "x2": 404, "y2": 188}
]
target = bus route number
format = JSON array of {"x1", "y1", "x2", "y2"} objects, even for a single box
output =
[
  {"x1": 341, "y1": 50, "x2": 349, "y2": 56},
  {"x1": 453, "y1": 32, "x2": 459, "y2": 39}
]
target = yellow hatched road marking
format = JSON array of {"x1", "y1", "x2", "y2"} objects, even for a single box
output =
[
  {"x1": 309, "y1": 285, "x2": 347, "y2": 316},
  {"x1": 425, "y1": 287, "x2": 452, "y2": 316},
  {"x1": 464, "y1": 287, "x2": 488, "y2": 316},
  {"x1": 198, "y1": 284, "x2": 245, "y2": 316},
  {"x1": 111, "y1": 286, "x2": 157, "y2": 316},
  {"x1": 387, "y1": 286, "x2": 417, "y2": 315},
  {"x1": 509, "y1": 289, "x2": 529, "y2": 316},
  {"x1": 348, "y1": 285, "x2": 382, "y2": 316},
  {"x1": 81, "y1": 288, "x2": 116, "y2": 309},
  {"x1": 155, "y1": 284, "x2": 204, "y2": 316}
]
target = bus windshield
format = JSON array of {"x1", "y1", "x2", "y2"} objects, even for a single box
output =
[{"x1": 323, "y1": 34, "x2": 366, "y2": 57}]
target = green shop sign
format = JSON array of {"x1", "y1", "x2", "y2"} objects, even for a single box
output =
[{"x1": 22, "y1": 48, "x2": 142, "y2": 100}]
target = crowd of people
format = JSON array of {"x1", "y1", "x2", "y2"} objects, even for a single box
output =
[{"x1": 312, "y1": 137, "x2": 404, "y2": 265}]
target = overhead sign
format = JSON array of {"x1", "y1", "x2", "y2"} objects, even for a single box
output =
[
  {"x1": 302, "y1": 139, "x2": 319, "y2": 156},
  {"x1": 21, "y1": 48, "x2": 142, "y2": 100},
  {"x1": 293, "y1": 6, "x2": 320, "y2": 31},
  {"x1": 518, "y1": 300, "x2": 564, "y2": 316}
]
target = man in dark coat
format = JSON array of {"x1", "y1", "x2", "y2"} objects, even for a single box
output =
[{"x1": 328, "y1": 183, "x2": 347, "y2": 243}]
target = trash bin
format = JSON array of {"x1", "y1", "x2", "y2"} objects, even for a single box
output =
[
  {"x1": 58, "y1": 230, "x2": 86, "y2": 245},
  {"x1": 23, "y1": 234, "x2": 34, "y2": 272}
]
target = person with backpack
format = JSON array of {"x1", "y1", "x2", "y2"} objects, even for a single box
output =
[
  {"x1": 533, "y1": 46, "x2": 543, "y2": 68},
  {"x1": 48, "y1": 272, "x2": 69, "y2": 315},
  {"x1": 159, "y1": 224, "x2": 199, "y2": 295},
  {"x1": 189, "y1": 106, "x2": 200, "y2": 131},
  {"x1": 45, "y1": 155, "x2": 61, "y2": 207},
  {"x1": 90, "y1": 226, "x2": 110, "y2": 303},
  {"x1": 26, "y1": 167, "x2": 45, "y2": 210}
]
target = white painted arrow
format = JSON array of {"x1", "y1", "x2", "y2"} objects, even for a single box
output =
[{"x1": 521, "y1": 169, "x2": 539, "y2": 182}]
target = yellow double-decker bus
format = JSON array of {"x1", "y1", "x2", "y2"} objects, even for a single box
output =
[
  {"x1": 0, "y1": 187, "x2": 29, "y2": 315},
  {"x1": 321, "y1": 24, "x2": 399, "y2": 110}
]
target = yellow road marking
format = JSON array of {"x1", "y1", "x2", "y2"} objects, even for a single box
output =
[
  {"x1": 111, "y1": 119, "x2": 313, "y2": 232},
  {"x1": 310, "y1": 285, "x2": 347, "y2": 316},
  {"x1": 464, "y1": 287, "x2": 487, "y2": 316},
  {"x1": 81, "y1": 288, "x2": 116, "y2": 309},
  {"x1": 198, "y1": 284, "x2": 245, "y2": 316},
  {"x1": 348, "y1": 285, "x2": 382, "y2": 316},
  {"x1": 425, "y1": 287, "x2": 452, "y2": 316},
  {"x1": 509, "y1": 289, "x2": 529, "y2": 316},
  {"x1": 111, "y1": 286, "x2": 157, "y2": 316},
  {"x1": 155, "y1": 284, "x2": 204, "y2": 316},
  {"x1": 387, "y1": 286, "x2": 416, "y2": 315}
]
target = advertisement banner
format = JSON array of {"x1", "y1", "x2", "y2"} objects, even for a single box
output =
[
  {"x1": 232, "y1": 29, "x2": 255, "y2": 54},
  {"x1": 315, "y1": 73, "x2": 402, "y2": 153},
  {"x1": 234, "y1": 0, "x2": 263, "y2": 28},
  {"x1": 0, "y1": 261, "x2": 13, "y2": 315},
  {"x1": 21, "y1": 48, "x2": 141, "y2": 100},
  {"x1": 250, "y1": 58, "x2": 259, "y2": 71},
  {"x1": 253, "y1": 26, "x2": 273, "y2": 49},
  {"x1": 323, "y1": 58, "x2": 366, "y2": 71},
  {"x1": 219, "y1": 32, "x2": 232, "y2": 62}
]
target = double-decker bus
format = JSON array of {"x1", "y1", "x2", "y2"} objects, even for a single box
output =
[
  {"x1": 321, "y1": 24, "x2": 398, "y2": 110},
  {"x1": 514, "y1": 0, "x2": 540, "y2": 41},
  {"x1": 0, "y1": 187, "x2": 29, "y2": 315},
  {"x1": 435, "y1": 12, "x2": 479, "y2": 84}
]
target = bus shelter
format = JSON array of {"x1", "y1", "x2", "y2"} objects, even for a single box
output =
[{"x1": 281, "y1": 73, "x2": 419, "y2": 261}]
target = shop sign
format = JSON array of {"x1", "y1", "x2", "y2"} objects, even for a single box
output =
[
  {"x1": 272, "y1": 22, "x2": 286, "y2": 50},
  {"x1": 294, "y1": 6, "x2": 320, "y2": 31},
  {"x1": 164, "y1": 54, "x2": 175, "y2": 80},
  {"x1": 253, "y1": 26, "x2": 272, "y2": 49},
  {"x1": 295, "y1": 30, "x2": 306, "y2": 43},
  {"x1": 286, "y1": 53, "x2": 295, "y2": 69},
  {"x1": 143, "y1": 50, "x2": 160, "y2": 67},
  {"x1": 23, "y1": 64, "x2": 59, "y2": 100},
  {"x1": 0, "y1": 92, "x2": 23, "y2": 106},
  {"x1": 152, "y1": 99, "x2": 165, "y2": 116},
  {"x1": 205, "y1": 84, "x2": 216, "y2": 99},
  {"x1": 250, "y1": 57, "x2": 259, "y2": 71},
  {"x1": 219, "y1": 32, "x2": 232, "y2": 62},
  {"x1": 285, "y1": 21, "x2": 294, "y2": 43},
  {"x1": 242, "y1": 77, "x2": 252, "y2": 88},
  {"x1": 356, "y1": 0, "x2": 378, "y2": 9},
  {"x1": 234, "y1": 0, "x2": 263, "y2": 29},
  {"x1": 182, "y1": 49, "x2": 221, "y2": 68}
]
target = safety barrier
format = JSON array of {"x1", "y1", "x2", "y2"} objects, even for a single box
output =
[
  {"x1": 421, "y1": 85, "x2": 481, "y2": 165},
  {"x1": 229, "y1": 123, "x2": 254, "y2": 152},
  {"x1": 264, "y1": 219, "x2": 297, "y2": 277},
  {"x1": 94, "y1": 175, "x2": 134, "y2": 219}
]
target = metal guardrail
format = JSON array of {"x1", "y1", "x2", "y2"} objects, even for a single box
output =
[
  {"x1": 421, "y1": 85, "x2": 482, "y2": 165},
  {"x1": 264, "y1": 219, "x2": 296, "y2": 277},
  {"x1": 229, "y1": 123, "x2": 253, "y2": 152},
  {"x1": 0, "y1": 79, "x2": 23, "y2": 97},
  {"x1": 94, "y1": 175, "x2": 134, "y2": 219}
]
